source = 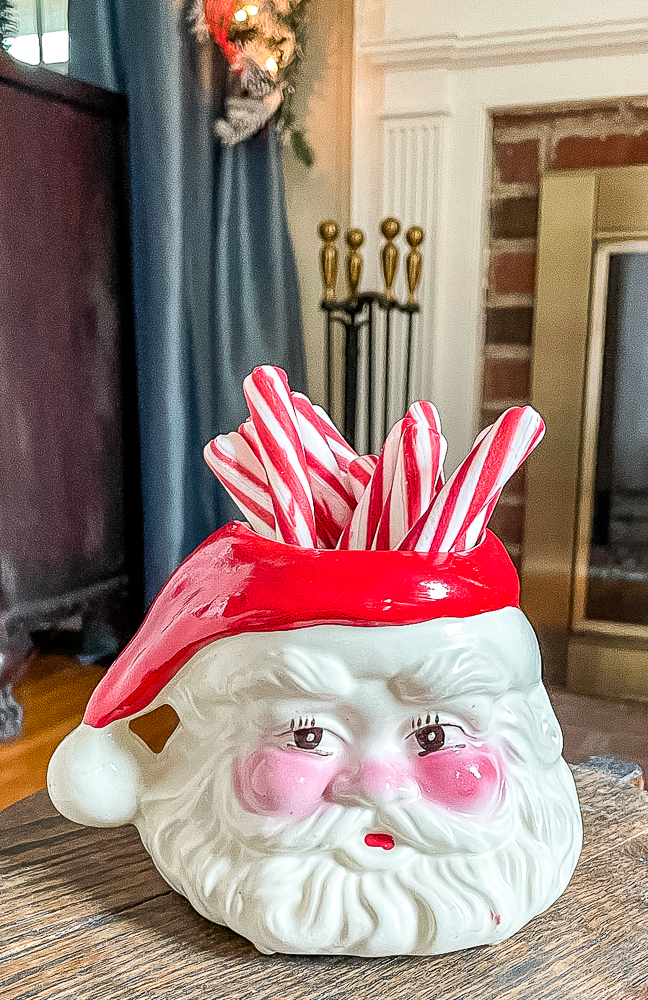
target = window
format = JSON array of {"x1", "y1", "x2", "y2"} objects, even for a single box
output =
[{"x1": 5, "y1": 0, "x2": 68, "y2": 73}]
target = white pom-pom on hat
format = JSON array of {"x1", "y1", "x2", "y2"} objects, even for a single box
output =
[{"x1": 47, "y1": 722, "x2": 143, "y2": 827}]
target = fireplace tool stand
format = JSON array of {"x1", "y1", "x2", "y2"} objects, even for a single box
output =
[{"x1": 319, "y1": 217, "x2": 424, "y2": 452}]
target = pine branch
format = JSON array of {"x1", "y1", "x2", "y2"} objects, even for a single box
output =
[{"x1": 289, "y1": 128, "x2": 314, "y2": 168}]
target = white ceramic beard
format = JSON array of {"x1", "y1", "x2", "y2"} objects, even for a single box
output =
[{"x1": 48, "y1": 608, "x2": 583, "y2": 957}]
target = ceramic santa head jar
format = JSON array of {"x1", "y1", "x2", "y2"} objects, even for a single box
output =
[{"x1": 48, "y1": 366, "x2": 582, "y2": 957}]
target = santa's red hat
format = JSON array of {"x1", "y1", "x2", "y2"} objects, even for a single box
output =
[{"x1": 84, "y1": 522, "x2": 519, "y2": 728}]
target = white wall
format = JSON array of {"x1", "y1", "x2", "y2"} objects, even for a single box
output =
[
  {"x1": 284, "y1": 0, "x2": 354, "y2": 408},
  {"x1": 384, "y1": 0, "x2": 648, "y2": 43}
]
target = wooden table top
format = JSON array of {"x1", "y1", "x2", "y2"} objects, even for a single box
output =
[{"x1": 2, "y1": 766, "x2": 648, "y2": 1000}]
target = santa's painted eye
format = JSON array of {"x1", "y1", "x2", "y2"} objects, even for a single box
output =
[
  {"x1": 414, "y1": 724, "x2": 445, "y2": 755},
  {"x1": 293, "y1": 726, "x2": 323, "y2": 750}
]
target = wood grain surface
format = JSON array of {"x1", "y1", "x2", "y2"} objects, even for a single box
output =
[{"x1": 1, "y1": 768, "x2": 648, "y2": 1000}]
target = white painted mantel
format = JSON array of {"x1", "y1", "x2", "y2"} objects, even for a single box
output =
[{"x1": 350, "y1": 0, "x2": 648, "y2": 470}]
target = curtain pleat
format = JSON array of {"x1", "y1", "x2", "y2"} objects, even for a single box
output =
[{"x1": 68, "y1": 0, "x2": 307, "y2": 604}]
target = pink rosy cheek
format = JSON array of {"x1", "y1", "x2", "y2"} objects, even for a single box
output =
[
  {"x1": 232, "y1": 747, "x2": 338, "y2": 820},
  {"x1": 412, "y1": 745, "x2": 502, "y2": 811}
]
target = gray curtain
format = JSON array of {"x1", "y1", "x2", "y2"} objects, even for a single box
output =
[{"x1": 68, "y1": 0, "x2": 307, "y2": 604}]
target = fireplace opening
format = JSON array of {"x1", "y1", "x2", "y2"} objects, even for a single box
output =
[{"x1": 585, "y1": 248, "x2": 648, "y2": 627}]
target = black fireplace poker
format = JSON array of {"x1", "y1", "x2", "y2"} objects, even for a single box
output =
[
  {"x1": 318, "y1": 217, "x2": 424, "y2": 453},
  {"x1": 321, "y1": 293, "x2": 420, "y2": 452}
]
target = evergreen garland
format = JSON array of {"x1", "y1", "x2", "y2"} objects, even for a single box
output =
[
  {"x1": 0, "y1": 0, "x2": 14, "y2": 47},
  {"x1": 273, "y1": 0, "x2": 314, "y2": 167},
  {"x1": 195, "y1": 0, "x2": 315, "y2": 167}
]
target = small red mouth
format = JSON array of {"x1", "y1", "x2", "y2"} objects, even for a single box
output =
[{"x1": 364, "y1": 833, "x2": 395, "y2": 850}]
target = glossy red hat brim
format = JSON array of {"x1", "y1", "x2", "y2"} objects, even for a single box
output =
[{"x1": 84, "y1": 522, "x2": 520, "y2": 728}]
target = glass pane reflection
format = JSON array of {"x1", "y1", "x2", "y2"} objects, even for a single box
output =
[
  {"x1": 5, "y1": 0, "x2": 69, "y2": 72},
  {"x1": 588, "y1": 252, "x2": 648, "y2": 625}
]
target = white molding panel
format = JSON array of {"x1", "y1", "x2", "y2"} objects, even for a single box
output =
[
  {"x1": 351, "y1": 113, "x2": 444, "y2": 453},
  {"x1": 363, "y1": 18, "x2": 648, "y2": 71},
  {"x1": 382, "y1": 115, "x2": 441, "y2": 410}
]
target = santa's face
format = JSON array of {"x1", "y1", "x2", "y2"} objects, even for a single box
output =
[
  {"x1": 129, "y1": 608, "x2": 582, "y2": 956},
  {"x1": 229, "y1": 648, "x2": 504, "y2": 859}
]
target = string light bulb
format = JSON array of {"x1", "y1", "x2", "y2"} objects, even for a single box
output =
[
  {"x1": 234, "y1": 4, "x2": 258, "y2": 19},
  {"x1": 265, "y1": 56, "x2": 279, "y2": 73}
]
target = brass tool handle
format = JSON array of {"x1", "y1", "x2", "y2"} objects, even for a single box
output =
[
  {"x1": 318, "y1": 220, "x2": 339, "y2": 301},
  {"x1": 405, "y1": 225, "x2": 424, "y2": 305},
  {"x1": 380, "y1": 216, "x2": 401, "y2": 299},
  {"x1": 345, "y1": 228, "x2": 365, "y2": 298}
]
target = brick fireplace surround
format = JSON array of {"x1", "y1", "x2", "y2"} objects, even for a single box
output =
[{"x1": 484, "y1": 101, "x2": 648, "y2": 569}]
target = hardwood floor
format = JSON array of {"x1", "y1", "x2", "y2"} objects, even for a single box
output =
[
  {"x1": 0, "y1": 655, "x2": 106, "y2": 810},
  {"x1": 1, "y1": 658, "x2": 647, "y2": 812}
]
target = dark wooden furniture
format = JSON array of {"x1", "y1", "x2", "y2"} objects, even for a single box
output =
[
  {"x1": 0, "y1": 52, "x2": 141, "y2": 725},
  {"x1": 2, "y1": 765, "x2": 647, "y2": 999}
]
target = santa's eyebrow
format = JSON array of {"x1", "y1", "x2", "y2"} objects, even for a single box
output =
[
  {"x1": 388, "y1": 667, "x2": 445, "y2": 702},
  {"x1": 224, "y1": 648, "x2": 354, "y2": 702},
  {"x1": 388, "y1": 647, "x2": 507, "y2": 702}
]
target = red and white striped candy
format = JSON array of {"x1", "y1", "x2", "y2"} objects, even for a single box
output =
[
  {"x1": 243, "y1": 366, "x2": 317, "y2": 547},
  {"x1": 405, "y1": 400, "x2": 446, "y2": 495},
  {"x1": 206, "y1": 365, "x2": 544, "y2": 556},
  {"x1": 311, "y1": 403, "x2": 358, "y2": 475},
  {"x1": 451, "y1": 413, "x2": 541, "y2": 551},
  {"x1": 400, "y1": 406, "x2": 544, "y2": 553},
  {"x1": 204, "y1": 432, "x2": 276, "y2": 538},
  {"x1": 406, "y1": 399, "x2": 442, "y2": 435},
  {"x1": 291, "y1": 394, "x2": 357, "y2": 495},
  {"x1": 238, "y1": 417, "x2": 263, "y2": 462},
  {"x1": 373, "y1": 414, "x2": 447, "y2": 549},
  {"x1": 347, "y1": 454, "x2": 378, "y2": 502},
  {"x1": 292, "y1": 393, "x2": 357, "y2": 547},
  {"x1": 337, "y1": 418, "x2": 411, "y2": 550},
  {"x1": 445, "y1": 421, "x2": 495, "y2": 550}
]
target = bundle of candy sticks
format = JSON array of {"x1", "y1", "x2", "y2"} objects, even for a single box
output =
[{"x1": 204, "y1": 366, "x2": 544, "y2": 553}]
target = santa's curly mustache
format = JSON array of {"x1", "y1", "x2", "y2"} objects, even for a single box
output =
[{"x1": 140, "y1": 712, "x2": 580, "y2": 957}]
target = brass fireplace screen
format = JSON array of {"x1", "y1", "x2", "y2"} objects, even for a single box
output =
[{"x1": 523, "y1": 165, "x2": 648, "y2": 702}]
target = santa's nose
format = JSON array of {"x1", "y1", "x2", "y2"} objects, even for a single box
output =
[{"x1": 327, "y1": 761, "x2": 418, "y2": 807}]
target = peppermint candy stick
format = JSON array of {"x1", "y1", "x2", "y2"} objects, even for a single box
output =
[
  {"x1": 243, "y1": 366, "x2": 317, "y2": 547},
  {"x1": 453, "y1": 490, "x2": 502, "y2": 553},
  {"x1": 204, "y1": 433, "x2": 276, "y2": 538},
  {"x1": 405, "y1": 400, "x2": 446, "y2": 494},
  {"x1": 451, "y1": 414, "x2": 542, "y2": 551},
  {"x1": 406, "y1": 399, "x2": 442, "y2": 434},
  {"x1": 400, "y1": 406, "x2": 544, "y2": 553},
  {"x1": 337, "y1": 418, "x2": 411, "y2": 550},
  {"x1": 238, "y1": 417, "x2": 263, "y2": 461},
  {"x1": 311, "y1": 403, "x2": 359, "y2": 474},
  {"x1": 373, "y1": 416, "x2": 447, "y2": 550},
  {"x1": 445, "y1": 422, "x2": 497, "y2": 550},
  {"x1": 292, "y1": 393, "x2": 357, "y2": 547},
  {"x1": 347, "y1": 454, "x2": 378, "y2": 502}
]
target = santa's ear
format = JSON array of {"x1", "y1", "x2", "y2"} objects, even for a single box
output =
[{"x1": 47, "y1": 721, "x2": 145, "y2": 827}]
